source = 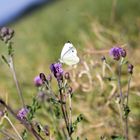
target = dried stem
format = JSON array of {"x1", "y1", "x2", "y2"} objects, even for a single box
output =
[
  {"x1": 110, "y1": 0, "x2": 117, "y2": 24},
  {"x1": 69, "y1": 93, "x2": 72, "y2": 133},
  {"x1": 9, "y1": 56, "x2": 25, "y2": 108},
  {"x1": 0, "y1": 129, "x2": 19, "y2": 140},
  {"x1": 59, "y1": 88, "x2": 71, "y2": 138},
  {"x1": 4, "y1": 115, "x2": 23, "y2": 140},
  {"x1": 58, "y1": 82, "x2": 72, "y2": 140}
]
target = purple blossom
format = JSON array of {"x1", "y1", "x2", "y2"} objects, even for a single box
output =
[
  {"x1": 17, "y1": 107, "x2": 29, "y2": 119},
  {"x1": 110, "y1": 46, "x2": 126, "y2": 60},
  {"x1": 118, "y1": 48, "x2": 126, "y2": 57},
  {"x1": 50, "y1": 63, "x2": 64, "y2": 80},
  {"x1": 34, "y1": 76, "x2": 43, "y2": 86}
]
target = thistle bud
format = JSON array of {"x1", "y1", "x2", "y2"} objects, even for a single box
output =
[
  {"x1": 101, "y1": 56, "x2": 106, "y2": 61},
  {"x1": 64, "y1": 72, "x2": 70, "y2": 80},
  {"x1": 34, "y1": 76, "x2": 43, "y2": 87},
  {"x1": 68, "y1": 86, "x2": 73, "y2": 93},
  {"x1": 128, "y1": 64, "x2": 134, "y2": 74},
  {"x1": 39, "y1": 73, "x2": 47, "y2": 83}
]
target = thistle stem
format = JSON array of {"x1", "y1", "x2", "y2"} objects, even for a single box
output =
[
  {"x1": 124, "y1": 75, "x2": 132, "y2": 140},
  {"x1": 117, "y1": 60, "x2": 124, "y2": 134},
  {"x1": 9, "y1": 56, "x2": 25, "y2": 107},
  {"x1": 69, "y1": 93, "x2": 72, "y2": 133},
  {"x1": 58, "y1": 82, "x2": 72, "y2": 140}
]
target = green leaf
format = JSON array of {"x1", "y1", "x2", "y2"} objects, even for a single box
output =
[
  {"x1": 111, "y1": 135, "x2": 125, "y2": 140},
  {"x1": 1, "y1": 55, "x2": 9, "y2": 66}
]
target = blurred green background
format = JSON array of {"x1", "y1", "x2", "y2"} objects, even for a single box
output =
[{"x1": 0, "y1": 0, "x2": 140, "y2": 139}]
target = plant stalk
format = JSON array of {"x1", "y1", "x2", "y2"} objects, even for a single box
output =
[{"x1": 9, "y1": 56, "x2": 25, "y2": 107}]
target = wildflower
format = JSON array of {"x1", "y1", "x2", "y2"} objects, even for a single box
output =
[
  {"x1": 110, "y1": 46, "x2": 120, "y2": 60},
  {"x1": 118, "y1": 47, "x2": 126, "y2": 57},
  {"x1": 0, "y1": 27, "x2": 14, "y2": 42},
  {"x1": 110, "y1": 45, "x2": 126, "y2": 60},
  {"x1": 50, "y1": 63, "x2": 64, "y2": 81},
  {"x1": 128, "y1": 64, "x2": 134, "y2": 74},
  {"x1": 34, "y1": 76, "x2": 43, "y2": 87},
  {"x1": 17, "y1": 107, "x2": 29, "y2": 119}
]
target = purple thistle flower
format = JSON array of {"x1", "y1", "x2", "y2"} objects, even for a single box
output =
[
  {"x1": 110, "y1": 47, "x2": 120, "y2": 60},
  {"x1": 50, "y1": 63, "x2": 64, "y2": 81},
  {"x1": 34, "y1": 76, "x2": 43, "y2": 87},
  {"x1": 17, "y1": 107, "x2": 29, "y2": 119},
  {"x1": 118, "y1": 48, "x2": 126, "y2": 57},
  {"x1": 110, "y1": 46, "x2": 126, "y2": 60}
]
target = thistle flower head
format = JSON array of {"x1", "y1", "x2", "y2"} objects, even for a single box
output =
[
  {"x1": 0, "y1": 27, "x2": 14, "y2": 42},
  {"x1": 17, "y1": 107, "x2": 29, "y2": 119},
  {"x1": 110, "y1": 45, "x2": 126, "y2": 60},
  {"x1": 34, "y1": 76, "x2": 43, "y2": 87},
  {"x1": 50, "y1": 63, "x2": 64, "y2": 81}
]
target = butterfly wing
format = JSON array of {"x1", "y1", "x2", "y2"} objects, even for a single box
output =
[
  {"x1": 60, "y1": 42, "x2": 79, "y2": 65},
  {"x1": 61, "y1": 52, "x2": 80, "y2": 65},
  {"x1": 60, "y1": 42, "x2": 73, "y2": 58}
]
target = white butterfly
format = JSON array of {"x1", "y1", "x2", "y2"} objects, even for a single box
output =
[{"x1": 59, "y1": 41, "x2": 80, "y2": 66}]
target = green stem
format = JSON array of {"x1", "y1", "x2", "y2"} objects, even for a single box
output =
[{"x1": 124, "y1": 75, "x2": 132, "y2": 140}]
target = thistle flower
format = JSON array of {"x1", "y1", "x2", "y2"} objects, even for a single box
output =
[
  {"x1": 17, "y1": 107, "x2": 29, "y2": 119},
  {"x1": 110, "y1": 46, "x2": 121, "y2": 60},
  {"x1": 118, "y1": 47, "x2": 126, "y2": 57},
  {"x1": 110, "y1": 46, "x2": 126, "y2": 60},
  {"x1": 34, "y1": 76, "x2": 43, "y2": 87},
  {"x1": 0, "y1": 27, "x2": 14, "y2": 42},
  {"x1": 50, "y1": 63, "x2": 64, "y2": 81}
]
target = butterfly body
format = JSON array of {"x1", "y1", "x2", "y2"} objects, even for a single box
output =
[{"x1": 60, "y1": 42, "x2": 79, "y2": 66}]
